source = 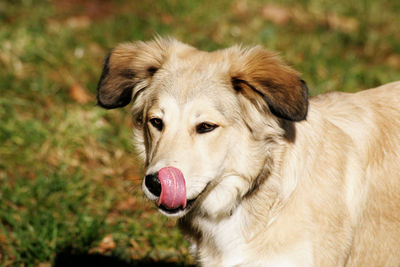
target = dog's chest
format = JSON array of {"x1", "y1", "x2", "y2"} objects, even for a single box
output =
[
  {"x1": 196, "y1": 208, "x2": 251, "y2": 266},
  {"x1": 192, "y1": 207, "x2": 314, "y2": 266}
]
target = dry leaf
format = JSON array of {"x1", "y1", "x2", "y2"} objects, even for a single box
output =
[
  {"x1": 261, "y1": 4, "x2": 359, "y2": 33},
  {"x1": 90, "y1": 234, "x2": 116, "y2": 254},
  {"x1": 386, "y1": 55, "x2": 400, "y2": 69},
  {"x1": 130, "y1": 238, "x2": 140, "y2": 250},
  {"x1": 261, "y1": 4, "x2": 291, "y2": 25},
  {"x1": 326, "y1": 14, "x2": 359, "y2": 33},
  {"x1": 69, "y1": 83, "x2": 94, "y2": 104},
  {"x1": 65, "y1": 15, "x2": 91, "y2": 29},
  {"x1": 231, "y1": 0, "x2": 249, "y2": 17},
  {"x1": 161, "y1": 13, "x2": 173, "y2": 25},
  {"x1": 115, "y1": 196, "x2": 138, "y2": 211}
]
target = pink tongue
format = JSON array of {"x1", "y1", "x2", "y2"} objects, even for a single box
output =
[{"x1": 157, "y1": 167, "x2": 187, "y2": 209}]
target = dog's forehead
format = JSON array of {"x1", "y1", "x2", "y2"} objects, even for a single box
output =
[
  {"x1": 150, "y1": 51, "x2": 234, "y2": 105},
  {"x1": 166, "y1": 51, "x2": 229, "y2": 81}
]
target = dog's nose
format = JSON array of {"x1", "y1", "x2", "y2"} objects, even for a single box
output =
[{"x1": 145, "y1": 173, "x2": 161, "y2": 197}]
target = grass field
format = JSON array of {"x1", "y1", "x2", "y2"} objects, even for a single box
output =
[{"x1": 1, "y1": 0, "x2": 399, "y2": 266}]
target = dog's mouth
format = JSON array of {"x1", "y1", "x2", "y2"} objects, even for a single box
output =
[
  {"x1": 157, "y1": 183, "x2": 210, "y2": 217},
  {"x1": 143, "y1": 167, "x2": 211, "y2": 217},
  {"x1": 158, "y1": 198, "x2": 197, "y2": 215}
]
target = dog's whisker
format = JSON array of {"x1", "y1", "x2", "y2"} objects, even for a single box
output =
[{"x1": 126, "y1": 184, "x2": 141, "y2": 194}]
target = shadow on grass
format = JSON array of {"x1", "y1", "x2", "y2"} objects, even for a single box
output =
[{"x1": 54, "y1": 250, "x2": 195, "y2": 267}]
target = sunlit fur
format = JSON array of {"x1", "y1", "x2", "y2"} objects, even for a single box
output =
[{"x1": 97, "y1": 37, "x2": 400, "y2": 266}]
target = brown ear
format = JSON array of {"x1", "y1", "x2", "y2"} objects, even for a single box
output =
[
  {"x1": 230, "y1": 47, "x2": 308, "y2": 121},
  {"x1": 96, "y1": 39, "x2": 170, "y2": 109}
]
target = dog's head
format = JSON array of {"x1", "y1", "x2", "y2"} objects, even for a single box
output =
[{"x1": 97, "y1": 37, "x2": 308, "y2": 218}]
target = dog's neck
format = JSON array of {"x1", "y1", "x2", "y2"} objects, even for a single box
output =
[
  {"x1": 178, "y1": 135, "x2": 294, "y2": 264},
  {"x1": 178, "y1": 178, "x2": 287, "y2": 266}
]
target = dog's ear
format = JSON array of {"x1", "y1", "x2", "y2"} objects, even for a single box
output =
[
  {"x1": 97, "y1": 39, "x2": 170, "y2": 109},
  {"x1": 230, "y1": 47, "x2": 308, "y2": 121}
]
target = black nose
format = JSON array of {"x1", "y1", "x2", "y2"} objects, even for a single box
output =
[{"x1": 145, "y1": 173, "x2": 161, "y2": 197}]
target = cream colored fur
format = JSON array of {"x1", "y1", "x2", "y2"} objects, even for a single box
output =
[{"x1": 96, "y1": 38, "x2": 400, "y2": 266}]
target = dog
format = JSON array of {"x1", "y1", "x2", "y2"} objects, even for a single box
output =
[{"x1": 96, "y1": 37, "x2": 400, "y2": 266}]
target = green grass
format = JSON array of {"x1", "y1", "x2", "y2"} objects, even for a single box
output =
[{"x1": 0, "y1": 0, "x2": 400, "y2": 266}]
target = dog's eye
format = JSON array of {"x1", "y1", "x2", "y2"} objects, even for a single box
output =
[
  {"x1": 196, "y1": 123, "x2": 218, "y2": 134},
  {"x1": 149, "y1": 118, "x2": 163, "y2": 131}
]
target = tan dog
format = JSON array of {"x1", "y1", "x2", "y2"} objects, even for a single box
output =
[{"x1": 97, "y1": 37, "x2": 400, "y2": 266}]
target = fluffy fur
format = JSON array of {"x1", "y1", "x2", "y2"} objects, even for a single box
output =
[{"x1": 97, "y1": 37, "x2": 400, "y2": 266}]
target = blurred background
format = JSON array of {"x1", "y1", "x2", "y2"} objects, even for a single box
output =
[{"x1": 0, "y1": 0, "x2": 399, "y2": 266}]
